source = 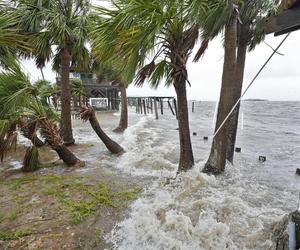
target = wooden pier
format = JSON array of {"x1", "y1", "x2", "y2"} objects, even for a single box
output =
[{"x1": 128, "y1": 96, "x2": 177, "y2": 119}]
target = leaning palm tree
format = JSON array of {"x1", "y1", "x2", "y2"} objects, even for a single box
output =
[
  {"x1": 90, "y1": 0, "x2": 208, "y2": 172},
  {"x1": 15, "y1": 0, "x2": 90, "y2": 145},
  {"x1": 0, "y1": 61, "x2": 85, "y2": 170},
  {"x1": 79, "y1": 106, "x2": 124, "y2": 154}
]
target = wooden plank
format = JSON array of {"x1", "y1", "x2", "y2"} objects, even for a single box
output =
[{"x1": 265, "y1": 6, "x2": 300, "y2": 36}]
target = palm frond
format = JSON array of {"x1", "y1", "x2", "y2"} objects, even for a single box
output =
[
  {"x1": 22, "y1": 145, "x2": 40, "y2": 172},
  {"x1": 193, "y1": 39, "x2": 209, "y2": 62},
  {"x1": 135, "y1": 61, "x2": 155, "y2": 87}
]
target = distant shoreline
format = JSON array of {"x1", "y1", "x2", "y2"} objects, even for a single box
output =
[{"x1": 243, "y1": 99, "x2": 268, "y2": 102}]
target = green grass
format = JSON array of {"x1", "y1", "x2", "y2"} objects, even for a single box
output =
[
  {"x1": 9, "y1": 175, "x2": 63, "y2": 190},
  {"x1": 57, "y1": 182, "x2": 142, "y2": 224},
  {"x1": 7, "y1": 209, "x2": 18, "y2": 221},
  {"x1": 4, "y1": 174, "x2": 142, "y2": 225},
  {"x1": 0, "y1": 229, "x2": 33, "y2": 241}
]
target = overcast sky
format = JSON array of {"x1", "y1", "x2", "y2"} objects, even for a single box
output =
[{"x1": 21, "y1": 30, "x2": 300, "y2": 101}]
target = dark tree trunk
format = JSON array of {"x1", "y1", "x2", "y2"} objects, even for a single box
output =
[
  {"x1": 39, "y1": 118, "x2": 84, "y2": 167},
  {"x1": 80, "y1": 107, "x2": 124, "y2": 154},
  {"x1": 174, "y1": 80, "x2": 194, "y2": 172},
  {"x1": 203, "y1": 18, "x2": 237, "y2": 175},
  {"x1": 60, "y1": 48, "x2": 75, "y2": 145},
  {"x1": 226, "y1": 24, "x2": 249, "y2": 163},
  {"x1": 31, "y1": 135, "x2": 45, "y2": 147},
  {"x1": 89, "y1": 112, "x2": 124, "y2": 154},
  {"x1": 168, "y1": 27, "x2": 198, "y2": 173},
  {"x1": 113, "y1": 82, "x2": 128, "y2": 133},
  {"x1": 55, "y1": 145, "x2": 80, "y2": 166},
  {"x1": 52, "y1": 94, "x2": 58, "y2": 110},
  {"x1": 20, "y1": 120, "x2": 45, "y2": 147}
]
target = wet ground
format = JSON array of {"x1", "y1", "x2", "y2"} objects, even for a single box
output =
[{"x1": 0, "y1": 112, "x2": 143, "y2": 250}]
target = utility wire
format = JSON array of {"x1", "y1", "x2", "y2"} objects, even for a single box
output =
[{"x1": 213, "y1": 32, "x2": 291, "y2": 139}]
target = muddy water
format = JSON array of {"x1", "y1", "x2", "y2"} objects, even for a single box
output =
[{"x1": 103, "y1": 101, "x2": 300, "y2": 250}]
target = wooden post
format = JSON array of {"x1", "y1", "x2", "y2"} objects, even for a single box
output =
[
  {"x1": 146, "y1": 99, "x2": 149, "y2": 114},
  {"x1": 291, "y1": 211, "x2": 300, "y2": 249},
  {"x1": 173, "y1": 98, "x2": 178, "y2": 120},
  {"x1": 160, "y1": 99, "x2": 163, "y2": 115},
  {"x1": 143, "y1": 99, "x2": 147, "y2": 115},
  {"x1": 167, "y1": 100, "x2": 175, "y2": 116},
  {"x1": 150, "y1": 98, "x2": 153, "y2": 114},
  {"x1": 138, "y1": 98, "x2": 141, "y2": 114},
  {"x1": 136, "y1": 98, "x2": 138, "y2": 113},
  {"x1": 192, "y1": 101, "x2": 195, "y2": 113},
  {"x1": 154, "y1": 98, "x2": 159, "y2": 120}
]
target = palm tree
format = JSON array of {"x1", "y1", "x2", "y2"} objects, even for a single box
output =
[
  {"x1": 70, "y1": 78, "x2": 86, "y2": 108},
  {"x1": 34, "y1": 79, "x2": 53, "y2": 104},
  {"x1": 15, "y1": 0, "x2": 90, "y2": 145},
  {"x1": 0, "y1": 11, "x2": 30, "y2": 53},
  {"x1": 91, "y1": 59, "x2": 132, "y2": 133},
  {"x1": 79, "y1": 106, "x2": 124, "y2": 154},
  {"x1": 0, "y1": 61, "x2": 84, "y2": 170},
  {"x1": 91, "y1": 0, "x2": 208, "y2": 172},
  {"x1": 201, "y1": 0, "x2": 279, "y2": 174},
  {"x1": 113, "y1": 81, "x2": 128, "y2": 132}
]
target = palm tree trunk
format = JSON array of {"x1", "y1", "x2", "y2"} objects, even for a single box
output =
[
  {"x1": 52, "y1": 94, "x2": 58, "y2": 110},
  {"x1": 40, "y1": 67, "x2": 45, "y2": 81},
  {"x1": 39, "y1": 118, "x2": 83, "y2": 166},
  {"x1": 20, "y1": 120, "x2": 45, "y2": 148},
  {"x1": 60, "y1": 48, "x2": 75, "y2": 145},
  {"x1": 226, "y1": 24, "x2": 249, "y2": 163},
  {"x1": 113, "y1": 82, "x2": 128, "y2": 133},
  {"x1": 174, "y1": 78, "x2": 194, "y2": 172},
  {"x1": 80, "y1": 107, "x2": 124, "y2": 154},
  {"x1": 203, "y1": 18, "x2": 237, "y2": 175},
  {"x1": 79, "y1": 95, "x2": 84, "y2": 108}
]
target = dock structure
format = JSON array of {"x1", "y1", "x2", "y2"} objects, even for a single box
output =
[
  {"x1": 56, "y1": 72, "x2": 120, "y2": 111},
  {"x1": 265, "y1": 1, "x2": 300, "y2": 36},
  {"x1": 128, "y1": 96, "x2": 177, "y2": 120}
]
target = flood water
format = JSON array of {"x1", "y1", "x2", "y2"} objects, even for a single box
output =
[{"x1": 18, "y1": 101, "x2": 300, "y2": 249}]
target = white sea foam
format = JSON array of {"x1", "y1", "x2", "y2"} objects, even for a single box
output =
[
  {"x1": 114, "y1": 116, "x2": 177, "y2": 177},
  {"x1": 107, "y1": 162, "x2": 286, "y2": 249}
]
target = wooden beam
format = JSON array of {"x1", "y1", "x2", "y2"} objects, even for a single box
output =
[{"x1": 265, "y1": 5, "x2": 300, "y2": 36}]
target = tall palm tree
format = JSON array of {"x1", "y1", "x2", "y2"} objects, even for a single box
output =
[
  {"x1": 15, "y1": 0, "x2": 90, "y2": 145},
  {"x1": 0, "y1": 61, "x2": 84, "y2": 169},
  {"x1": 91, "y1": 0, "x2": 208, "y2": 172},
  {"x1": 201, "y1": 0, "x2": 279, "y2": 174}
]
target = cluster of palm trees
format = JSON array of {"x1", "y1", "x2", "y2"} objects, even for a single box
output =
[{"x1": 0, "y1": 0, "x2": 281, "y2": 175}]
